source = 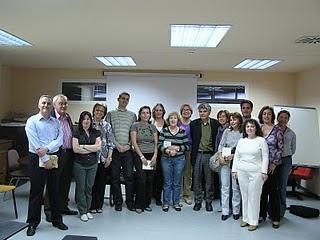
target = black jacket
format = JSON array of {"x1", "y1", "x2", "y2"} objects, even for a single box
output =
[{"x1": 190, "y1": 118, "x2": 220, "y2": 166}]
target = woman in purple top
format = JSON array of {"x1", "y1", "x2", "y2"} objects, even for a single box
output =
[
  {"x1": 258, "y1": 106, "x2": 283, "y2": 229},
  {"x1": 178, "y1": 104, "x2": 193, "y2": 205}
]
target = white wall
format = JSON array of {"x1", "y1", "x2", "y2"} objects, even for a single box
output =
[{"x1": 105, "y1": 74, "x2": 197, "y2": 117}]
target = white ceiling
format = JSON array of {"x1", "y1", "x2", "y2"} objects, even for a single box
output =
[{"x1": 0, "y1": 0, "x2": 320, "y2": 72}]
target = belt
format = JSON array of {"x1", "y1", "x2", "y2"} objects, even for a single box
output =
[{"x1": 198, "y1": 151, "x2": 213, "y2": 155}]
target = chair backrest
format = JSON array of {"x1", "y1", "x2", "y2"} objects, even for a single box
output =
[{"x1": 7, "y1": 149, "x2": 20, "y2": 170}]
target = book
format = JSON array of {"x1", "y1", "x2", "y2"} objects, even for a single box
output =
[{"x1": 39, "y1": 155, "x2": 58, "y2": 168}]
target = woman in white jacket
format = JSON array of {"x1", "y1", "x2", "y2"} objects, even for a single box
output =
[{"x1": 232, "y1": 119, "x2": 269, "y2": 231}]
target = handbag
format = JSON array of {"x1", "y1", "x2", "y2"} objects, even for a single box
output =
[{"x1": 209, "y1": 152, "x2": 221, "y2": 172}]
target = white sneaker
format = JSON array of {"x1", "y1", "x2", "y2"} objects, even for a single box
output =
[
  {"x1": 80, "y1": 214, "x2": 88, "y2": 222},
  {"x1": 87, "y1": 212, "x2": 94, "y2": 219}
]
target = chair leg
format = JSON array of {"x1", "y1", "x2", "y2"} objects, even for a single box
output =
[{"x1": 12, "y1": 189, "x2": 18, "y2": 219}]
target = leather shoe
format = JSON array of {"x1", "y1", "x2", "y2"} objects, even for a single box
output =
[
  {"x1": 127, "y1": 204, "x2": 136, "y2": 211},
  {"x1": 233, "y1": 214, "x2": 240, "y2": 220},
  {"x1": 61, "y1": 208, "x2": 78, "y2": 215},
  {"x1": 26, "y1": 225, "x2": 36, "y2": 236},
  {"x1": 193, "y1": 203, "x2": 201, "y2": 211},
  {"x1": 115, "y1": 205, "x2": 122, "y2": 211},
  {"x1": 205, "y1": 203, "x2": 213, "y2": 212},
  {"x1": 52, "y1": 222, "x2": 68, "y2": 231},
  {"x1": 221, "y1": 215, "x2": 228, "y2": 221}
]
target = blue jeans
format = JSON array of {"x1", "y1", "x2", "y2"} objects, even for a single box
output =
[{"x1": 161, "y1": 155, "x2": 185, "y2": 206}]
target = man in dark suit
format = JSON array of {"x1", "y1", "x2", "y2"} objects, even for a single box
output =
[
  {"x1": 190, "y1": 103, "x2": 220, "y2": 212},
  {"x1": 44, "y1": 94, "x2": 77, "y2": 222}
]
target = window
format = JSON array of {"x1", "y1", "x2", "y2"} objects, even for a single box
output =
[
  {"x1": 61, "y1": 81, "x2": 106, "y2": 102},
  {"x1": 197, "y1": 85, "x2": 245, "y2": 104}
]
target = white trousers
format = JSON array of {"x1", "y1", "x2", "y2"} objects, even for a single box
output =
[
  {"x1": 237, "y1": 170, "x2": 264, "y2": 226},
  {"x1": 220, "y1": 164, "x2": 241, "y2": 215}
]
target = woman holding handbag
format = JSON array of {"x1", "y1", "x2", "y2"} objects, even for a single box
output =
[{"x1": 218, "y1": 112, "x2": 243, "y2": 221}]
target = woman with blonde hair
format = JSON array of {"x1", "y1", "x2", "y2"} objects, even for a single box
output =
[{"x1": 158, "y1": 112, "x2": 189, "y2": 212}]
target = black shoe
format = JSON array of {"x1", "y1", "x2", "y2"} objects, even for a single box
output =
[
  {"x1": 61, "y1": 208, "x2": 78, "y2": 215},
  {"x1": 193, "y1": 203, "x2": 201, "y2": 211},
  {"x1": 127, "y1": 204, "x2": 136, "y2": 211},
  {"x1": 115, "y1": 205, "x2": 122, "y2": 211},
  {"x1": 258, "y1": 217, "x2": 266, "y2": 224},
  {"x1": 52, "y1": 222, "x2": 68, "y2": 231},
  {"x1": 26, "y1": 225, "x2": 36, "y2": 236},
  {"x1": 233, "y1": 214, "x2": 240, "y2": 220},
  {"x1": 221, "y1": 215, "x2": 228, "y2": 221},
  {"x1": 45, "y1": 214, "x2": 52, "y2": 223},
  {"x1": 205, "y1": 203, "x2": 213, "y2": 212},
  {"x1": 156, "y1": 199, "x2": 162, "y2": 206}
]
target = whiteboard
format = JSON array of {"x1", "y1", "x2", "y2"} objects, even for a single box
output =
[
  {"x1": 274, "y1": 105, "x2": 320, "y2": 167},
  {"x1": 105, "y1": 74, "x2": 198, "y2": 118}
]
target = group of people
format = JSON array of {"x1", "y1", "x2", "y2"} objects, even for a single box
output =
[{"x1": 24, "y1": 93, "x2": 296, "y2": 236}]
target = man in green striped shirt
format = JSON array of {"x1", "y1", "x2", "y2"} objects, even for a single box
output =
[{"x1": 106, "y1": 92, "x2": 137, "y2": 212}]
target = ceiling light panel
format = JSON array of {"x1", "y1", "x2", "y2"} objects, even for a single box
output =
[
  {"x1": 0, "y1": 29, "x2": 32, "y2": 46},
  {"x1": 170, "y1": 24, "x2": 231, "y2": 48},
  {"x1": 96, "y1": 56, "x2": 136, "y2": 67},
  {"x1": 234, "y1": 59, "x2": 282, "y2": 70}
]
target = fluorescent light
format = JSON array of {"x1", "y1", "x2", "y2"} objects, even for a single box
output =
[
  {"x1": 0, "y1": 29, "x2": 32, "y2": 46},
  {"x1": 234, "y1": 59, "x2": 282, "y2": 70},
  {"x1": 170, "y1": 24, "x2": 231, "y2": 48},
  {"x1": 96, "y1": 56, "x2": 136, "y2": 67}
]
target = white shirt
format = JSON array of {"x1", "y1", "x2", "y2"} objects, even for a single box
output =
[{"x1": 232, "y1": 136, "x2": 269, "y2": 174}]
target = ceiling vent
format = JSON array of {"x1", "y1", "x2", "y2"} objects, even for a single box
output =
[{"x1": 295, "y1": 35, "x2": 320, "y2": 44}]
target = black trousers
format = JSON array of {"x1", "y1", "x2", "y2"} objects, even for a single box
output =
[
  {"x1": 111, "y1": 149, "x2": 134, "y2": 206},
  {"x1": 259, "y1": 166, "x2": 280, "y2": 221},
  {"x1": 44, "y1": 149, "x2": 74, "y2": 214},
  {"x1": 27, "y1": 152, "x2": 62, "y2": 227},
  {"x1": 133, "y1": 152, "x2": 155, "y2": 209},
  {"x1": 153, "y1": 151, "x2": 163, "y2": 201},
  {"x1": 91, "y1": 162, "x2": 111, "y2": 210}
]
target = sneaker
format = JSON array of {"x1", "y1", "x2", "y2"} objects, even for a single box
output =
[
  {"x1": 135, "y1": 209, "x2": 143, "y2": 214},
  {"x1": 173, "y1": 205, "x2": 182, "y2": 212},
  {"x1": 145, "y1": 206, "x2": 152, "y2": 212},
  {"x1": 240, "y1": 220, "x2": 249, "y2": 227},
  {"x1": 87, "y1": 212, "x2": 94, "y2": 219},
  {"x1": 272, "y1": 221, "x2": 280, "y2": 229},
  {"x1": 162, "y1": 206, "x2": 169, "y2": 212},
  {"x1": 80, "y1": 214, "x2": 88, "y2": 222},
  {"x1": 89, "y1": 209, "x2": 97, "y2": 214},
  {"x1": 184, "y1": 198, "x2": 193, "y2": 205},
  {"x1": 248, "y1": 225, "x2": 258, "y2": 231},
  {"x1": 96, "y1": 208, "x2": 103, "y2": 213}
]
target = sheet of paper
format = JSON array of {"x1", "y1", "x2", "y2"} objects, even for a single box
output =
[
  {"x1": 222, "y1": 147, "x2": 231, "y2": 157},
  {"x1": 142, "y1": 160, "x2": 154, "y2": 170},
  {"x1": 163, "y1": 141, "x2": 172, "y2": 148}
]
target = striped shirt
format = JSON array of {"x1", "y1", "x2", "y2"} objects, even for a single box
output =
[
  {"x1": 106, "y1": 109, "x2": 137, "y2": 147},
  {"x1": 158, "y1": 127, "x2": 190, "y2": 156}
]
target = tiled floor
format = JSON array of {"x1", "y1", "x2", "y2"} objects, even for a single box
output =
[{"x1": 1, "y1": 182, "x2": 319, "y2": 240}]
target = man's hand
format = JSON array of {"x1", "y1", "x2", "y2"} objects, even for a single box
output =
[
  {"x1": 36, "y1": 147, "x2": 48, "y2": 157},
  {"x1": 44, "y1": 159, "x2": 53, "y2": 170}
]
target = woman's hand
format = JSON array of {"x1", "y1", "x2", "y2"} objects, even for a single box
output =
[
  {"x1": 150, "y1": 156, "x2": 157, "y2": 167},
  {"x1": 104, "y1": 156, "x2": 112, "y2": 168},
  {"x1": 268, "y1": 164, "x2": 276, "y2": 174},
  {"x1": 261, "y1": 173, "x2": 268, "y2": 181}
]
